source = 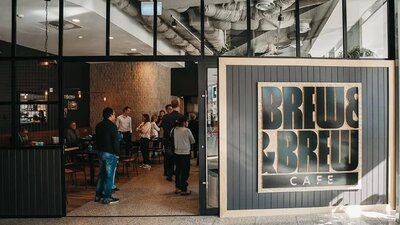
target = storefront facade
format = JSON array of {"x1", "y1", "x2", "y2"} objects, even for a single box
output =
[{"x1": 0, "y1": 0, "x2": 399, "y2": 218}]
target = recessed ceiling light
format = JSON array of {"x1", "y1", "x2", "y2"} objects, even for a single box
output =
[
  {"x1": 72, "y1": 18, "x2": 80, "y2": 23},
  {"x1": 109, "y1": 36, "x2": 114, "y2": 40},
  {"x1": 130, "y1": 48, "x2": 137, "y2": 51},
  {"x1": 78, "y1": 35, "x2": 84, "y2": 39}
]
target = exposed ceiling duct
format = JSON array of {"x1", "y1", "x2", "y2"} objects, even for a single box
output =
[{"x1": 112, "y1": 0, "x2": 334, "y2": 56}]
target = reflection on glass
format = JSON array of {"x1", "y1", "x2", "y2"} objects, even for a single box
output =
[
  {"x1": 251, "y1": 0, "x2": 297, "y2": 57},
  {"x1": 300, "y1": 0, "x2": 343, "y2": 58},
  {"x1": 20, "y1": 104, "x2": 47, "y2": 124},
  {"x1": 206, "y1": 68, "x2": 218, "y2": 208},
  {"x1": 0, "y1": 1, "x2": 11, "y2": 57},
  {"x1": 156, "y1": 1, "x2": 201, "y2": 56},
  {"x1": 347, "y1": 0, "x2": 388, "y2": 58},
  {"x1": 17, "y1": 0, "x2": 59, "y2": 56},
  {"x1": 110, "y1": 0, "x2": 153, "y2": 55},
  {"x1": 64, "y1": 0, "x2": 105, "y2": 56}
]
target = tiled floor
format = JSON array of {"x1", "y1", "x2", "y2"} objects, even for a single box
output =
[
  {"x1": 0, "y1": 158, "x2": 398, "y2": 224},
  {"x1": 0, "y1": 212, "x2": 397, "y2": 225}
]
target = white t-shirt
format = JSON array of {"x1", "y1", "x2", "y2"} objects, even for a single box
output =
[
  {"x1": 116, "y1": 115, "x2": 132, "y2": 133},
  {"x1": 173, "y1": 127, "x2": 195, "y2": 155},
  {"x1": 150, "y1": 122, "x2": 160, "y2": 139}
]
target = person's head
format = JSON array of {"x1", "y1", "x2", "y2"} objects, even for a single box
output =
[
  {"x1": 171, "y1": 99, "x2": 180, "y2": 109},
  {"x1": 142, "y1": 114, "x2": 150, "y2": 123},
  {"x1": 165, "y1": 104, "x2": 173, "y2": 114},
  {"x1": 151, "y1": 114, "x2": 158, "y2": 122},
  {"x1": 69, "y1": 121, "x2": 77, "y2": 130},
  {"x1": 189, "y1": 113, "x2": 197, "y2": 121},
  {"x1": 122, "y1": 106, "x2": 131, "y2": 116},
  {"x1": 177, "y1": 116, "x2": 188, "y2": 127},
  {"x1": 19, "y1": 127, "x2": 28, "y2": 136},
  {"x1": 159, "y1": 110, "x2": 166, "y2": 117},
  {"x1": 102, "y1": 107, "x2": 116, "y2": 121}
]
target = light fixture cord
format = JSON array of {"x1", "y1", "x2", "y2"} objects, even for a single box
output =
[{"x1": 45, "y1": 0, "x2": 49, "y2": 56}]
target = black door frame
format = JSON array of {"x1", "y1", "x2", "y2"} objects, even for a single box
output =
[{"x1": 198, "y1": 58, "x2": 219, "y2": 215}]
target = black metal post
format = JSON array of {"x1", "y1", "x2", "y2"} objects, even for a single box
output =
[
  {"x1": 388, "y1": 0, "x2": 395, "y2": 60},
  {"x1": 342, "y1": 0, "x2": 348, "y2": 58},
  {"x1": 153, "y1": 0, "x2": 158, "y2": 56},
  {"x1": 295, "y1": 0, "x2": 300, "y2": 57},
  {"x1": 246, "y1": 0, "x2": 251, "y2": 56},
  {"x1": 106, "y1": 0, "x2": 111, "y2": 56},
  {"x1": 201, "y1": 0, "x2": 205, "y2": 57},
  {"x1": 11, "y1": 0, "x2": 17, "y2": 148}
]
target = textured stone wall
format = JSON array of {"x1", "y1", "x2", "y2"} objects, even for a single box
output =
[{"x1": 90, "y1": 62, "x2": 172, "y2": 140}]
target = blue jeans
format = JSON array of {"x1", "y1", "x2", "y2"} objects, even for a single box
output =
[
  {"x1": 112, "y1": 156, "x2": 119, "y2": 189},
  {"x1": 96, "y1": 152, "x2": 117, "y2": 200}
]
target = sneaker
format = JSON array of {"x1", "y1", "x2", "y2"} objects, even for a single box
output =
[
  {"x1": 139, "y1": 164, "x2": 145, "y2": 168},
  {"x1": 102, "y1": 197, "x2": 119, "y2": 204},
  {"x1": 112, "y1": 187, "x2": 120, "y2": 192},
  {"x1": 94, "y1": 196, "x2": 103, "y2": 202},
  {"x1": 143, "y1": 164, "x2": 151, "y2": 169},
  {"x1": 166, "y1": 177, "x2": 173, "y2": 182}
]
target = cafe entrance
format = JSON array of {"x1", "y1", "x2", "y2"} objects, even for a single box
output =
[{"x1": 60, "y1": 60, "x2": 219, "y2": 216}]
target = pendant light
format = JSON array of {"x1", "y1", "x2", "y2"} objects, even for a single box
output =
[{"x1": 39, "y1": 0, "x2": 57, "y2": 67}]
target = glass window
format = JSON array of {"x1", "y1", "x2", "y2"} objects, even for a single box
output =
[
  {"x1": 17, "y1": 0, "x2": 59, "y2": 56},
  {"x1": 251, "y1": 0, "x2": 297, "y2": 57},
  {"x1": 16, "y1": 60, "x2": 59, "y2": 102},
  {"x1": 347, "y1": 0, "x2": 388, "y2": 58},
  {"x1": 0, "y1": 105, "x2": 11, "y2": 147},
  {"x1": 0, "y1": 0, "x2": 11, "y2": 57},
  {"x1": 0, "y1": 61, "x2": 11, "y2": 102},
  {"x1": 204, "y1": 1, "x2": 248, "y2": 56},
  {"x1": 157, "y1": 1, "x2": 201, "y2": 56},
  {"x1": 63, "y1": 0, "x2": 105, "y2": 56},
  {"x1": 110, "y1": 0, "x2": 153, "y2": 55},
  {"x1": 300, "y1": 0, "x2": 343, "y2": 58}
]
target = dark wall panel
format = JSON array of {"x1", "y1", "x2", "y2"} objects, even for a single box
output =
[
  {"x1": 0, "y1": 148, "x2": 63, "y2": 217},
  {"x1": 226, "y1": 65, "x2": 388, "y2": 210}
]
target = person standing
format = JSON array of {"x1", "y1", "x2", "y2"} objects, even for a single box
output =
[
  {"x1": 95, "y1": 107, "x2": 120, "y2": 204},
  {"x1": 116, "y1": 106, "x2": 132, "y2": 155},
  {"x1": 174, "y1": 116, "x2": 195, "y2": 195},
  {"x1": 136, "y1": 114, "x2": 152, "y2": 169},
  {"x1": 161, "y1": 99, "x2": 183, "y2": 181}
]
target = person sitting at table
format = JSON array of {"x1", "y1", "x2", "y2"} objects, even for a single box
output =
[
  {"x1": 16, "y1": 127, "x2": 31, "y2": 146},
  {"x1": 65, "y1": 121, "x2": 81, "y2": 147}
]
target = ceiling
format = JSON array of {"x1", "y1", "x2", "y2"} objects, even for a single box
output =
[{"x1": 0, "y1": 0, "x2": 386, "y2": 59}]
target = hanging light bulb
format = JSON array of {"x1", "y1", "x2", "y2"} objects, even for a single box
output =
[
  {"x1": 103, "y1": 96, "x2": 107, "y2": 102},
  {"x1": 44, "y1": 90, "x2": 48, "y2": 96},
  {"x1": 78, "y1": 90, "x2": 82, "y2": 98},
  {"x1": 39, "y1": 0, "x2": 57, "y2": 68}
]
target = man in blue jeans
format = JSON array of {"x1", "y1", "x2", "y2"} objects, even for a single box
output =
[{"x1": 95, "y1": 107, "x2": 120, "y2": 204}]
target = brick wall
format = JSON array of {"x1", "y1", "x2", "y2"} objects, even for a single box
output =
[{"x1": 90, "y1": 62, "x2": 172, "y2": 140}]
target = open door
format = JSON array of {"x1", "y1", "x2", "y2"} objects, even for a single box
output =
[{"x1": 198, "y1": 59, "x2": 219, "y2": 215}]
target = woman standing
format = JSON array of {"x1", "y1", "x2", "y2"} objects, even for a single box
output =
[
  {"x1": 173, "y1": 116, "x2": 195, "y2": 195},
  {"x1": 136, "y1": 114, "x2": 152, "y2": 169}
]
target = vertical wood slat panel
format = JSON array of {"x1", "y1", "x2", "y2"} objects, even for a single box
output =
[
  {"x1": 0, "y1": 149, "x2": 63, "y2": 217},
  {"x1": 226, "y1": 65, "x2": 387, "y2": 210},
  {"x1": 227, "y1": 66, "x2": 234, "y2": 210}
]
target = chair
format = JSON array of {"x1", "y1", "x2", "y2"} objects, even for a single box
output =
[
  {"x1": 119, "y1": 144, "x2": 139, "y2": 177},
  {"x1": 149, "y1": 138, "x2": 163, "y2": 164},
  {"x1": 64, "y1": 151, "x2": 88, "y2": 189}
]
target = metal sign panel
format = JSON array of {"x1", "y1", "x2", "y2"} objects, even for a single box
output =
[{"x1": 258, "y1": 82, "x2": 362, "y2": 192}]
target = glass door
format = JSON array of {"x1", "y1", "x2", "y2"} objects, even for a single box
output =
[{"x1": 198, "y1": 60, "x2": 219, "y2": 215}]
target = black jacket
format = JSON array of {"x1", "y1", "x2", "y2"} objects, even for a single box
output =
[
  {"x1": 95, "y1": 119, "x2": 120, "y2": 155},
  {"x1": 161, "y1": 111, "x2": 183, "y2": 139}
]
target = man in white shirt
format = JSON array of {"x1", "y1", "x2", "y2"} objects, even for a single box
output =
[{"x1": 116, "y1": 106, "x2": 132, "y2": 155}]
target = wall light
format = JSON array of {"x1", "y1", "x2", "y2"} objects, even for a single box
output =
[{"x1": 103, "y1": 96, "x2": 107, "y2": 102}]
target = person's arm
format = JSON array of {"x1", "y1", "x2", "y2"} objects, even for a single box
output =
[
  {"x1": 136, "y1": 122, "x2": 144, "y2": 132},
  {"x1": 153, "y1": 122, "x2": 160, "y2": 131},
  {"x1": 111, "y1": 125, "x2": 120, "y2": 155},
  {"x1": 129, "y1": 117, "x2": 132, "y2": 133},
  {"x1": 187, "y1": 129, "x2": 195, "y2": 144},
  {"x1": 115, "y1": 117, "x2": 120, "y2": 129}
]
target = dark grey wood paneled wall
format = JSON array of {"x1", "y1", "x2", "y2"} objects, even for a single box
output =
[
  {"x1": 0, "y1": 148, "x2": 64, "y2": 217},
  {"x1": 226, "y1": 65, "x2": 388, "y2": 210}
]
